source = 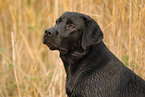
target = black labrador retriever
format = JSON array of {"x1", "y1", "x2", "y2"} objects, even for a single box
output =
[{"x1": 43, "y1": 12, "x2": 145, "y2": 97}]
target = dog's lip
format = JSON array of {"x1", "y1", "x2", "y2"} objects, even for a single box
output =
[
  {"x1": 60, "y1": 48, "x2": 68, "y2": 54},
  {"x1": 43, "y1": 36, "x2": 48, "y2": 44},
  {"x1": 44, "y1": 41, "x2": 58, "y2": 49},
  {"x1": 43, "y1": 39, "x2": 47, "y2": 44},
  {"x1": 43, "y1": 39, "x2": 52, "y2": 46}
]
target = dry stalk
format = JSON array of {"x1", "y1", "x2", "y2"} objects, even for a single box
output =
[{"x1": 11, "y1": 32, "x2": 22, "y2": 97}]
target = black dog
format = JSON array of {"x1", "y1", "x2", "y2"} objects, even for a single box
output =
[{"x1": 43, "y1": 12, "x2": 145, "y2": 97}]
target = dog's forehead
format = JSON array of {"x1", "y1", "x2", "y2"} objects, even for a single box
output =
[{"x1": 60, "y1": 12, "x2": 82, "y2": 21}]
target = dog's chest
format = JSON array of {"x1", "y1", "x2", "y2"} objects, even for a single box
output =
[
  {"x1": 66, "y1": 80, "x2": 73, "y2": 96},
  {"x1": 65, "y1": 75, "x2": 81, "y2": 96},
  {"x1": 66, "y1": 77, "x2": 76, "y2": 96}
]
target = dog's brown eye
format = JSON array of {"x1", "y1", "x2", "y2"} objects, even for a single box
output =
[
  {"x1": 70, "y1": 25, "x2": 75, "y2": 29},
  {"x1": 66, "y1": 24, "x2": 75, "y2": 30}
]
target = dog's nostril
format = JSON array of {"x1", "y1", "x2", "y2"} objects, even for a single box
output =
[
  {"x1": 45, "y1": 30, "x2": 53, "y2": 36},
  {"x1": 45, "y1": 30, "x2": 48, "y2": 34},
  {"x1": 48, "y1": 31, "x2": 53, "y2": 36}
]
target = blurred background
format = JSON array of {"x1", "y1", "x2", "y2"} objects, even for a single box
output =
[{"x1": 0, "y1": 0, "x2": 145, "y2": 97}]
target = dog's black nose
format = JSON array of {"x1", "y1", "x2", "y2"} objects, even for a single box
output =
[{"x1": 45, "y1": 30, "x2": 54, "y2": 36}]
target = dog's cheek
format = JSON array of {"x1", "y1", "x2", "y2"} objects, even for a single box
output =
[
  {"x1": 60, "y1": 38, "x2": 71, "y2": 49},
  {"x1": 69, "y1": 29, "x2": 81, "y2": 38}
]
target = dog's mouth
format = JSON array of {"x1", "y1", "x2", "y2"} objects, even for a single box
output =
[
  {"x1": 47, "y1": 44, "x2": 57, "y2": 50},
  {"x1": 44, "y1": 41, "x2": 58, "y2": 50},
  {"x1": 43, "y1": 37, "x2": 69, "y2": 54},
  {"x1": 45, "y1": 43, "x2": 68, "y2": 54},
  {"x1": 44, "y1": 41, "x2": 69, "y2": 54}
]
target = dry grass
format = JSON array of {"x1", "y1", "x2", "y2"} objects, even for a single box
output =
[{"x1": 0, "y1": 0, "x2": 145, "y2": 97}]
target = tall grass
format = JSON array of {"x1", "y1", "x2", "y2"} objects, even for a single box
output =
[{"x1": 0, "y1": 0, "x2": 145, "y2": 97}]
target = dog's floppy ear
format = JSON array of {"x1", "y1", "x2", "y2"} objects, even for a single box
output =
[{"x1": 81, "y1": 14, "x2": 103, "y2": 50}]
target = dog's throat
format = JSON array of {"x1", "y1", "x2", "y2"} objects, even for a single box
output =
[
  {"x1": 60, "y1": 50, "x2": 89, "y2": 77},
  {"x1": 60, "y1": 48, "x2": 68, "y2": 54}
]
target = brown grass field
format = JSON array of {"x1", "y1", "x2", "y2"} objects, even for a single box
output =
[{"x1": 0, "y1": 0, "x2": 145, "y2": 97}]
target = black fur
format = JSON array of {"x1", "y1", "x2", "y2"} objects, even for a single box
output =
[{"x1": 43, "y1": 12, "x2": 145, "y2": 97}]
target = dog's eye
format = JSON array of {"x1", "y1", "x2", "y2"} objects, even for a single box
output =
[
  {"x1": 70, "y1": 25, "x2": 75, "y2": 29},
  {"x1": 66, "y1": 24, "x2": 75, "y2": 30}
]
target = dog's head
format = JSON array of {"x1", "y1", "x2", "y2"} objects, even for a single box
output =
[{"x1": 43, "y1": 12, "x2": 103, "y2": 54}]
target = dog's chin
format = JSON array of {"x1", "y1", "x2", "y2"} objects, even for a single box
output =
[
  {"x1": 46, "y1": 44, "x2": 58, "y2": 50},
  {"x1": 49, "y1": 47, "x2": 56, "y2": 50}
]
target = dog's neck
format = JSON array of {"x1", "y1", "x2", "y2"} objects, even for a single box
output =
[
  {"x1": 60, "y1": 41, "x2": 106, "y2": 78},
  {"x1": 60, "y1": 46, "x2": 89, "y2": 78}
]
